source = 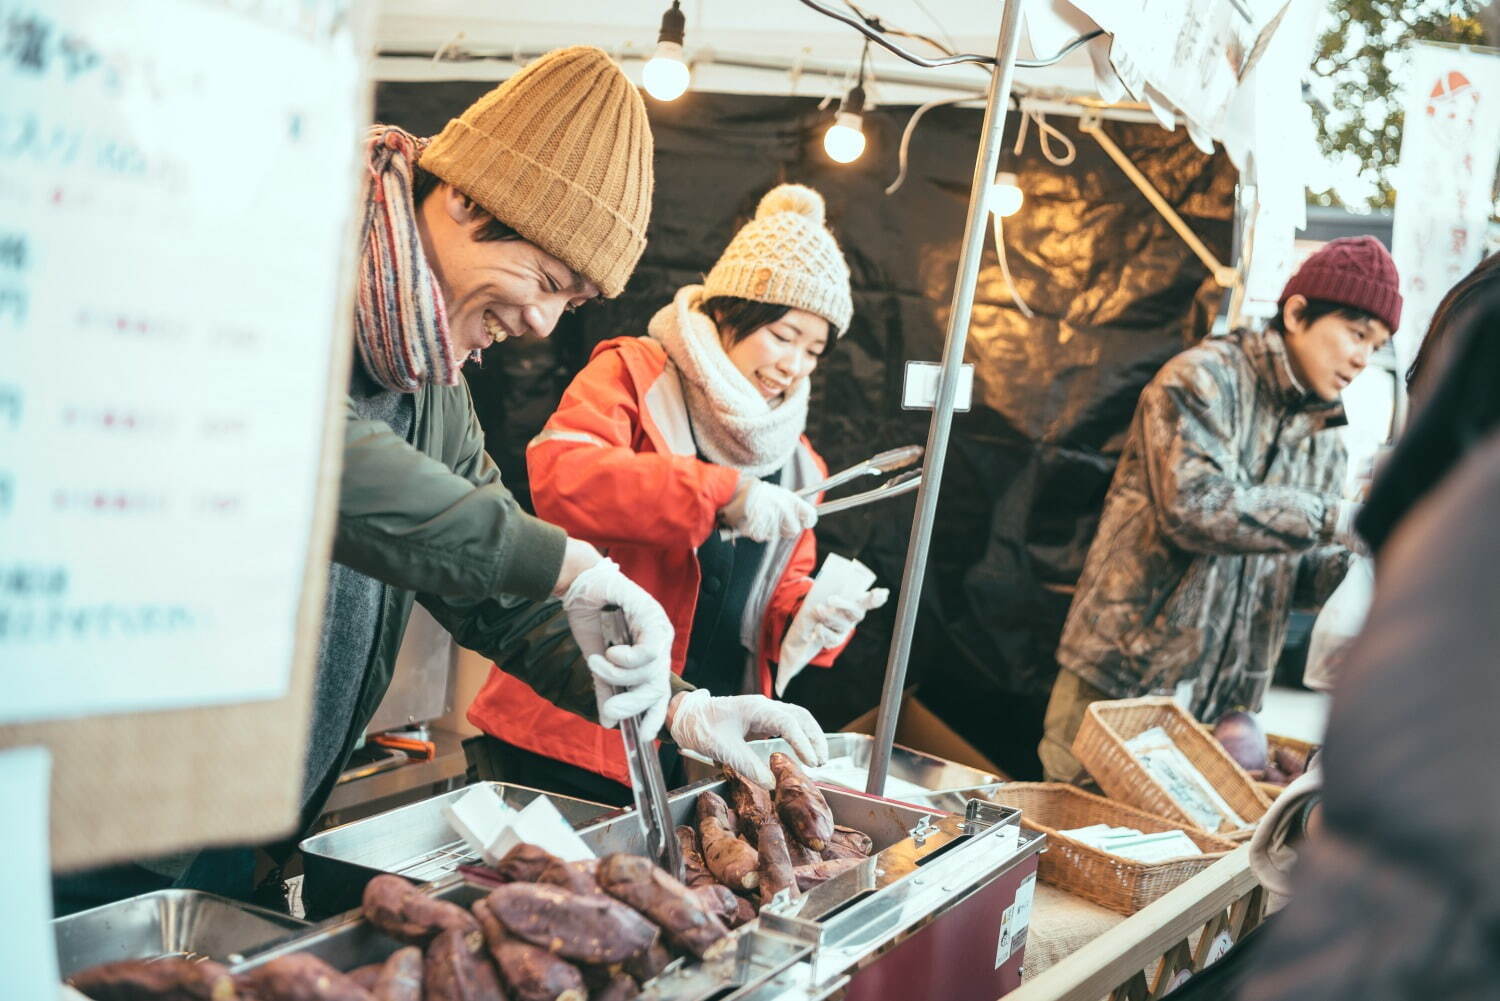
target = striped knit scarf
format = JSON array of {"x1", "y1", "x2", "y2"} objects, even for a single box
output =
[{"x1": 354, "y1": 126, "x2": 461, "y2": 393}]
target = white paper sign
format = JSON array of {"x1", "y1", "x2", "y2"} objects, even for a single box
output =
[
  {"x1": 0, "y1": 0, "x2": 362, "y2": 723},
  {"x1": 0, "y1": 746, "x2": 59, "y2": 993},
  {"x1": 1391, "y1": 43, "x2": 1500, "y2": 369}
]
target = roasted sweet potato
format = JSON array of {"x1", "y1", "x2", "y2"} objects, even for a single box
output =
[
  {"x1": 591, "y1": 973, "x2": 640, "y2": 1001},
  {"x1": 493, "y1": 842, "x2": 562, "y2": 883},
  {"x1": 1212, "y1": 710, "x2": 1268, "y2": 773},
  {"x1": 346, "y1": 964, "x2": 382, "y2": 991},
  {"x1": 597, "y1": 852, "x2": 729, "y2": 959},
  {"x1": 690, "y1": 882, "x2": 748, "y2": 929},
  {"x1": 622, "y1": 939, "x2": 671, "y2": 984},
  {"x1": 537, "y1": 857, "x2": 600, "y2": 896},
  {"x1": 362, "y1": 873, "x2": 479, "y2": 946},
  {"x1": 793, "y1": 856, "x2": 862, "y2": 892},
  {"x1": 371, "y1": 947, "x2": 423, "y2": 1001},
  {"x1": 237, "y1": 954, "x2": 375, "y2": 1001},
  {"x1": 755, "y1": 818, "x2": 798, "y2": 905},
  {"x1": 785, "y1": 836, "x2": 821, "y2": 867},
  {"x1": 770, "y1": 752, "x2": 834, "y2": 852},
  {"x1": 424, "y1": 927, "x2": 504, "y2": 1001},
  {"x1": 472, "y1": 898, "x2": 586, "y2": 1001},
  {"x1": 675, "y1": 825, "x2": 716, "y2": 888},
  {"x1": 723, "y1": 770, "x2": 774, "y2": 845},
  {"x1": 698, "y1": 817, "x2": 760, "y2": 891},
  {"x1": 829, "y1": 825, "x2": 874, "y2": 856},
  {"x1": 486, "y1": 882, "x2": 658, "y2": 965},
  {"x1": 70, "y1": 958, "x2": 239, "y2": 1001}
]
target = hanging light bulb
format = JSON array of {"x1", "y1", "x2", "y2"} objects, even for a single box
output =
[
  {"x1": 824, "y1": 84, "x2": 867, "y2": 164},
  {"x1": 991, "y1": 170, "x2": 1024, "y2": 217},
  {"x1": 642, "y1": 1, "x2": 690, "y2": 102}
]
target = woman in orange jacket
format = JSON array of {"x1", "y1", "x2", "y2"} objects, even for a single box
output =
[{"x1": 467, "y1": 185, "x2": 887, "y2": 803}]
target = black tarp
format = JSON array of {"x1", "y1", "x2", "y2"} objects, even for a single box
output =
[{"x1": 374, "y1": 84, "x2": 1234, "y2": 777}]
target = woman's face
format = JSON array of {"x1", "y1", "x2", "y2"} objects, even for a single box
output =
[{"x1": 721, "y1": 308, "x2": 830, "y2": 403}]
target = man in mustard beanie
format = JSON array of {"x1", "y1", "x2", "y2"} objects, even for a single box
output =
[
  {"x1": 57, "y1": 48, "x2": 812, "y2": 913},
  {"x1": 1039, "y1": 237, "x2": 1401, "y2": 783}
]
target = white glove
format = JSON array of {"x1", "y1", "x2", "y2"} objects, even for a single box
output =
[
  {"x1": 721, "y1": 478, "x2": 817, "y2": 542},
  {"x1": 668, "y1": 689, "x2": 829, "y2": 788},
  {"x1": 560, "y1": 558, "x2": 675, "y2": 739},
  {"x1": 795, "y1": 587, "x2": 889, "y2": 653}
]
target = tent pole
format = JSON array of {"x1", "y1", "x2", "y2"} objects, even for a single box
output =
[{"x1": 864, "y1": 0, "x2": 1025, "y2": 797}]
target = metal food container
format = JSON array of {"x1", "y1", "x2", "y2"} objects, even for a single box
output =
[
  {"x1": 680, "y1": 733, "x2": 1004, "y2": 814},
  {"x1": 297, "y1": 781, "x2": 612, "y2": 918},
  {"x1": 233, "y1": 879, "x2": 817, "y2": 1001},
  {"x1": 248, "y1": 777, "x2": 1041, "y2": 1001},
  {"x1": 53, "y1": 889, "x2": 307, "y2": 978}
]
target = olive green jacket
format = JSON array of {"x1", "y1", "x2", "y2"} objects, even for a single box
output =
[{"x1": 302, "y1": 377, "x2": 593, "y2": 827}]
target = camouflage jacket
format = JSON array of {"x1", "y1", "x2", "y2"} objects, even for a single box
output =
[{"x1": 1056, "y1": 326, "x2": 1354, "y2": 719}]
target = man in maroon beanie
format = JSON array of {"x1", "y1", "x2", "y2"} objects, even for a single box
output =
[{"x1": 1039, "y1": 236, "x2": 1401, "y2": 782}]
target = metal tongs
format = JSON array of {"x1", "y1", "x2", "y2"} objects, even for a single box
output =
[
  {"x1": 602, "y1": 606, "x2": 684, "y2": 880},
  {"x1": 719, "y1": 444, "x2": 924, "y2": 541}
]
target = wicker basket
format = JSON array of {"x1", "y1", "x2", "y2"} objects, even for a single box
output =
[
  {"x1": 986, "y1": 783, "x2": 1238, "y2": 915},
  {"x1": 1073, "y1": 698, "x2": 1271, "y2": 839}
]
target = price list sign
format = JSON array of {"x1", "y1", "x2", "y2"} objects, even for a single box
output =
[{"x1": 0, "y1": 0, "x2": 362, "y2": 723}]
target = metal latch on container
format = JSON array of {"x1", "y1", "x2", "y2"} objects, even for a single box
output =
[{"x1": 908, "y1": 814, "x2": 939, "y2": 846}]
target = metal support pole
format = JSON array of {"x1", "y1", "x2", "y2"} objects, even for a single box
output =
[{"x1": 864, "y1": 0, "x2": 1025, "y2": 797}]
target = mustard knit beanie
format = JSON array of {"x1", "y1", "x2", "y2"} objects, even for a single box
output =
[
  {"x1": 703, "y1": 184, "x2": 854, "y2": 334},
  {"x1": 420, "y1": 46, "x2": 654, "y2": 298}
]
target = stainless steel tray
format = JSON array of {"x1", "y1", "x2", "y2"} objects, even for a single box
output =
[
  {"x1": 54, "y1": 889, "x2": 307, "y2": 978},
  {"x1": 232, "y1": 879, "x2": 817, "y2": 1001},
  {"x1": 243, "y1": 778, "x2": 1035, "y2": 1001},
  {"x1": 680, "y1": 733, "x2": 1004, "y2": 813},
  {"x1": 298, "y1": 781, "x2": 612, "y2": 917}
]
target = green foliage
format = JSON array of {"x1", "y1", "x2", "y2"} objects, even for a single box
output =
[{"x1": 1310, "y1": 0, "x2": 1489, "y2": 209}]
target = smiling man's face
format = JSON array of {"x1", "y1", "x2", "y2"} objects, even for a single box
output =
[{"x1": 416, "y1": 182, "x2": 599, "y2": 357}]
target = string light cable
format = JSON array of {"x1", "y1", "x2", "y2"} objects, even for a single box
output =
[{"x1": 798, "y1": 0, "x2": 1103, "y2": 69}]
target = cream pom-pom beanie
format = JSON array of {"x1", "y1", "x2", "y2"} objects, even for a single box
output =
[{"x1": 702, "y1": 184, "x2": 854, "y2": 334}]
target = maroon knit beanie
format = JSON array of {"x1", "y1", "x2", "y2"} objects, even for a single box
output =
[{"x1": 1279, "y1": 235, "x2": 1403, "y2": 333}]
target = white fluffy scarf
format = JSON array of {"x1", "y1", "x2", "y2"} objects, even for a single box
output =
[{"x1": 649, "y1": 286, "x2": 808, "y2": 477}]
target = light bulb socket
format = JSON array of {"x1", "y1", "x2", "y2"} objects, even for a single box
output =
[
  {"x1": 657, "y1": 1, "x2": 686, "y2": 45},
  {"x1": 833, "y1": 110, "x2": 864, "y2": 132},
  {"x1": 840, "y1": 83, "x2": 866, "y2": 117}
]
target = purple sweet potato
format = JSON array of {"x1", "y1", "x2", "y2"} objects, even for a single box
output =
[
  {"x1": 485, "y1": 882, "x2": 658, "y2": 965},
  {"x1": 1212, "y1": 710, "x2": 1268, "y2": 774},
  {"x1": 537, "y1": 857, "x2": 601, "y2": 896},
  {"x1": 691, "y1": 882, "x2": 751, "y2": 929},
  {"x1": 793, "y1": 856, "x2": 862, "y2": 892},
  {"x1": 756, "y1": 818, "x2": 798, "y2": 906},
  {"x1": 424, "y1": 927, "x2": 504, "y2": 1001},
  {"x1": 362, "y1": 873, "x2": 479, "y2": 946},
  {"x1": 697, "y1": 791, "x2": 760, "y2": 891},
  {"x1": 590, "y1": 972, "x2": 640, "y2": 1001},
  {"x1": 770, "y1": 752, "x2": 834, "y2": 852},
  {"x1": 493, "y1": 842, "x2": 563, "y2": 883},
  {"x1": 236, "y1": 954, "x2": 375, "y2": 1001},
  {"x1": 622, "y1": 939, "x2": 672, "y2": 984},
  {"x1": 472, "y1": 898, "x2": 586, "y2": 1001},
  {"x1": 346, "y1": 964, "x2": 382, "y2": 991},
  {"x1": 675, "y1": 825, "x2": 717, "y2": 888},
  {"x1": 596, "y1": 852, "x2": 729, "y2": 959},
  {"x1": 371, "y1": 947, "x2": 423, "y2": 1001},
  {"x1": 723, "y1": 770, "x2": 775, "y2": 845},
  {"x1": 70, "y1": 958, "x2": 239, "y2": 1001}
]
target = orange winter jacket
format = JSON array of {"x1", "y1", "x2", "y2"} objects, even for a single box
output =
[{"x1": 466, "y1": 335, "x2": 845, "y2": 785}]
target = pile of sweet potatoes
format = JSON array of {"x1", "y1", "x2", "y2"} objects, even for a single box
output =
[
  {"x1": 682, "y1": 752, "x2": 874, "y2": 918},
  {"x1": 65, "y1": 841, "x2": 736, "y2": 1001}
]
